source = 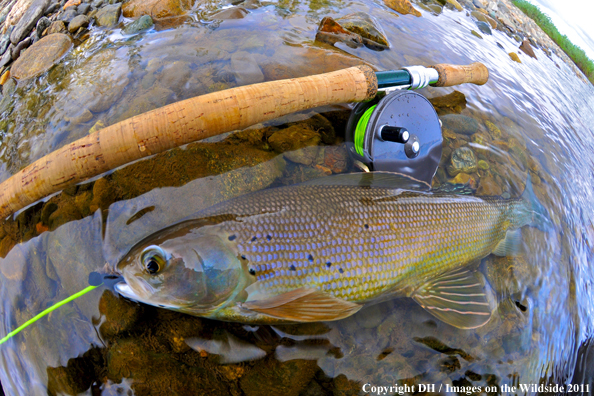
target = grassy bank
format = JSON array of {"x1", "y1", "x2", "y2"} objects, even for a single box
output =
[{"x1": 512, "y1": 0, "x2": 594, "y2": 84}]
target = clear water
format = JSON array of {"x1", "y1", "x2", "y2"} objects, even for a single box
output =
[{"x1": 1, "y1": 0, "x2": 594, "y2": 394}]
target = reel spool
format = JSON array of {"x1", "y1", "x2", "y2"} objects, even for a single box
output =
[{"x1": 345, "y1": 90, "x2": 442, "y2": 185}]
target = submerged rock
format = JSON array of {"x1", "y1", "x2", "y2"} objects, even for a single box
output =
[
  {"x1": 476, "y1": 20, "x2": 491, "y2": 35},
  {"x1": 67, "y1": 14, "x2": 90, "y2": 32},
  {"x1": 429, "y1": 90, "x2": 466, "y2": 115},
  {"x1": 268, "y1": 124, "x2": 321, "y2": 153},
  {"x1": 231, "y1": 51, "x2": 264, "y2": 85},
  {"x1": 471, "y1": 29, "x2": 483, "y2": 39},
  {"x1": 95, "y1": 4, "x2": 121, "y2": 26},
  {"x1": 11, "y1": 33, "x2": 72, "y2": 80},
  {"x1": 315, "y1": 16, "x2": 363, "y2": 49},
  {"x1": 122, "y1": 14, "x2": 154, "y2": 34},
  {"x1": 519, "y1": 39, "x2": 537, "y2": 59},
  {"x1": 336, "y1": 12, "x2": 389, "y2": 49},
  {"x1": 384, "y1": 0, "x2": 421, "y2": 17},
  {"x1": 440, "y1": 114, "x2": 479, "y2": 135},
  {"x1": 210, "y1": 6, "x2": 248, "y2": 19},
  {"x1": 508, "y1": 52, "x2": 521, "y2": 63},
  {"x1": 122, "y1": 0, "x2": 190, "y2": 19},
  {"x1": 9, "y1": 0, "x2": 49, "y2": 44},
  {"x1": 447, "y1": 146, "x2": 477, "y2": 176}
]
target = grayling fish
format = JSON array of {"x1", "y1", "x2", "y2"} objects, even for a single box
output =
[{"x1": 115, "y1": 172, "x2": 548, "y2": 328}]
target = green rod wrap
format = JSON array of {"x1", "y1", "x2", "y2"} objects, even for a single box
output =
[
  {"x1": 0, "y1": 285, "x2": 100, "y2": 345},
  {"x1": 375, "y1": 70, "x2": 411, "y2": 89},
  {"x1": 354, "y1": 105, "x2": 376, "y2": 157}
]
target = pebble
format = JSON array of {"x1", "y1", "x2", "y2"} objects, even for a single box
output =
[
  {"x1": 447, "y1": 146, "x2": 477, "y2": 176},
  {"x1": 121, "y1": 14, "x2": 153, "y2": 34},
  {"x1": 476, "y1": 20, "x2": 491, "y2": 35},
  {"x1": 384, "y1": 0, "x2": 422, "y2": 17},
  {"x1": 508, "y1": 52, "x2": 521, "y2": 63},
  {"x1": 46, "y1": 20, "x2": 67, "y2": 34},
  {"x1": 58, "y1": 7, "x2": 78, "y2": 23},
  {"x1": 68, "y1": 14, "x2": 89, "y2": 32},
  {"x1": 36, "y1": 16, "x2": 51, "y2": 37},
  {"x1": 10, "y1": 0, "x2": 50, "y2": 45},
  {"x1": 210, "y1": 6, "x2": 248, "y2": 19},
  {"x1": 12, "y1": 37, "x2": 31, "y2": 60},
  {"x1": 519, "y1": 39, "x2": 537, "y2": 59},
  {"x1": 0, "y1": 33, "x2": 10, "y2": 55},
  {"x1": 440, "y1": 114, "x2": 479, "y2": 135},
  {"x1": 10, "y1": 33, "x2": 72, "y2": 80},
  {"x1": 77, "y1": 3, "x2": 91, "y2": 14},
  {"x1": 95, "y1": 3, "x2": 121, "y2": 26},
  {"x1": 0, "y1": 45, "x2": 13, "y2": 67}
]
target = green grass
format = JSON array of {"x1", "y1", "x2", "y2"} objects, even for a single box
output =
[{"x1": 512, "y1": 0, "x2": 594, "y2": 84}]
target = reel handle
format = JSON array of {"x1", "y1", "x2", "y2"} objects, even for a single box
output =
[{"x1": 429, "y1": 62, "x2": 489, "y2": 87}]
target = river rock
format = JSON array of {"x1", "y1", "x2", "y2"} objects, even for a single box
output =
[
  {"x1": 95, "y1": 3, "x2": 121, "y2": 26},
  {"x1": 476, "y1": 20, "x2": 491, "y2": 35},
  {"x1": 58, "y1": 7, "x2": 78, "y2": 23},
  {"x1": 447, "y1": 0, "x2": 463, "y2": 11},
  {"x1": 121, "y1": 14, "x2": 153, "y2": 34},
  {"x1": 440, "y1": 114, "x2": 479, "y2": 135},
  {"x1": 0, "y1": 69, "x2": 9, "y2": 85},
  {"x1": 65, "y1": 48, "x2": 129, "y2": 113},
  {"x1": 231, "y1": 51, "x2": 264, "y2": 85},
  {"x1": 471, "y1": 29, "x2": 483, "y2": 39},
  {"x1": 384, "y1": 0, "x2": 421, "y2": 17},
  {"x1": 11, "y1": 33, "x2": 72, "y2": 80},
  {"x1": 0, "y1": 33, "x2": 11, "y2": 55},
  {"x1": 45, "y1": 3, "x2": 59, "y2": 14},
  {"x1": 210, "y1": 6, "x2": 248, "y2": 19},
  {"x1": 122, "y1": 0, "x2": 190, "y2": 19},
  {"x1": 0, "y1": 45, "x2": 13, "y2": 67},
  {"x1": 11, "y1": 37, "x2": 31, "y2": 60},
  {"x1": 63, "y1": 0, "x2": 81, "y2": 9},
  {"x1": 77, "y1": 3, "x2": 91, "y2": 14},
  {"x1": 336, "y1": 12, "x2": 389, "y2": 49},
  {"x1": 508, "y1": 52, "x2": 521, "y2": 63},
  {"x1": 46, "y1": 20, "x2": 67, "y2": 34},
  {"x1": 429, "y1": 90, "x2": 466, "y2": 115},
  {"x1": 268, "y1": 124, "x2": 321, "y2": 153},
  {"x1": 447, "y1": 146, "x2": 477, "y2": 176},
  {"x1": 519, "y1": 39, "x2": 536, "y2": 59},
  {"x1": 315, "y1": 16, "x2": 363, "y2": 49},
  {"x1": 10, "y1": 0, "x2": 50, "y2": 44},
  {"x1": 67, "y1": 14, "x2": 89, "y2": 32},
  {"x1": 36, "y1": 16, "x2": 50, "y2": 37}
]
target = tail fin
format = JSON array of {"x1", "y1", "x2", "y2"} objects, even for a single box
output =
[{"x1": 518, "y1": 173, "x2": 552, "y2": 231}]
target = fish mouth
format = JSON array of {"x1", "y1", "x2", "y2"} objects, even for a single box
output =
[{"x1": 115, "y1": 282, "x2": 143, "y2": 300}]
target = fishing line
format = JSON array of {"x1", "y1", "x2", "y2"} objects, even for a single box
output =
[
  {"x1": 354, "y1": 104, "x2": 376, "y2": 157},
  {"x1": 0, "y1": 284, "x2": 100, "y2": 345}
]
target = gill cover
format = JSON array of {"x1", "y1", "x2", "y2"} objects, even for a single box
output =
[{"x1": 116, "y1": 222, "x2": 245, "y2": 314}]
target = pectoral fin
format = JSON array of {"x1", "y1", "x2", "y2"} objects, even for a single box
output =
[
  {"x1": 492, "y1": 229, "x2": 522, "y2": 256},
  {"x1": 240, "y1": 288, "x2": 362, "y2": 322},
  {"x1": 412, "y1": 268, "x2": 495, "y2": 329}
]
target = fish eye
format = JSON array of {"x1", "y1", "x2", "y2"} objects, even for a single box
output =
[{"x1": 141, "y1": 245, "x2": 168, "y2": 275}]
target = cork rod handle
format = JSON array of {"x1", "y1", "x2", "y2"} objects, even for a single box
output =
[
  {"x1": 0, "y1": 65, "x2": 378, "y2": 219},
  {"x1": 430, "y1": 62, "x2": 489, "y2": 87}
]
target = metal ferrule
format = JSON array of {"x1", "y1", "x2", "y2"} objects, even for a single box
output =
[{"x1": 401, "y1": 66, "x2": 439, "y2": 90}]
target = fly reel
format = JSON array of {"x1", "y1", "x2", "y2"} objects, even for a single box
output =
[{"x1": 345, "y1": 90, "x2": 442, "y2": 185}]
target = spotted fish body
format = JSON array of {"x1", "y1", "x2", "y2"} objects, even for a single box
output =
[{"x1": 116, "y1": 173, "x2": 544, "y2": 328}]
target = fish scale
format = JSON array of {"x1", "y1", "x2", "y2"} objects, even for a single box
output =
[
  {"x1": 204, "y1": 185, "x2": 521, "y2": 302},
  {"x1": 117, "y1": 172, "x2": 547, "y2": 326}
]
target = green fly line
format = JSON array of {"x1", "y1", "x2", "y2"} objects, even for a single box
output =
[
  {"x1": 0, "y1": 284, "x2": 100, "y2": 345},
  {"x1": 354, "y1": 105, "x2": 376, "y2": 157}
]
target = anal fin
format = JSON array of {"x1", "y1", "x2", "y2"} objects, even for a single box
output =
[
  {"x1": 412, "y1": 268, "x2": 495, "y2": 329},
  {"x1": 240, "y1": 288, "x2": 362, "y2": 322},
  {"x1": 493, "y1": 229, "x2": 522, "y2": 256}
]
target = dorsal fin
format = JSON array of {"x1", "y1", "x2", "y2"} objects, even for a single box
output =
[
  {"x1": 240, "y1": 288, "x2": 362, "y2": 322},
  {"x1": 299, "y1": 171, "x2": 431, "y2": 191},
  {"x1": 412, "y1": 268, "x2": 495, "y2": 329}
]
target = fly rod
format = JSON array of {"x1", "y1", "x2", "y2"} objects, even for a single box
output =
[{"x1": 0, "y1": 62, "x2": 488, "y2": 219}]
